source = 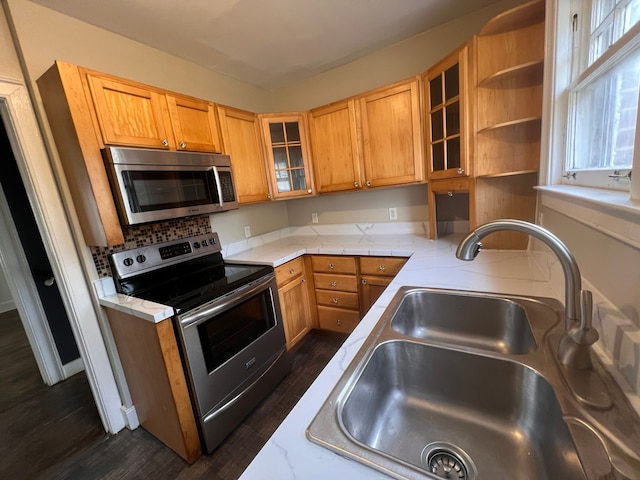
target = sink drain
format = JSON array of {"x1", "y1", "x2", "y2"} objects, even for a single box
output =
[{"x1": 421, "y1": 442, "x2": 476, "y2": 480}]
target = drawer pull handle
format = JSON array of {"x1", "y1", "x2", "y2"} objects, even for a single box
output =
[
  {"x1": 330, "y1": 281, "x2": 337, "y2": 287},
  {"x1": 289, "y1": 268, "x2": 295, "y2": 274},
  {"x1": 329, "y1": 263, "x2": 335, "y2": 269},
  {"x1": 379, "y1": 265, "x2": 386, "y2": 271},
  {"x1": 332, "y1": 298, "x2": 338, "y2": 304},
  {"x1": 336, "y1": 319, "x2": 341, "y2": 325}
]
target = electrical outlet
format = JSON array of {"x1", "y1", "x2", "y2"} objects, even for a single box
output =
[
  {"x1": 244, "y1": 225, "x2": 251, "y2": 238},
  {"x1": 312, "y1": 212, "x2": 318, "y2": 224},
  {"x1": 389, "y1": 207, "x2": 398, "y2": 220}
]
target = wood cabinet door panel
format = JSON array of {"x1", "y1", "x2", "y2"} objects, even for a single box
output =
[
  {"x1": 359, "y1": 79, "x2": 424, "y2": 188},
  {"x1": 274, "y1": 256, "x2": 304, "y2": 287},
  {"x1": 315, "y1": 290, "x2": 359, "y2": 310},
  {"x1": 278, "y1": 275, "x2": 312, "y2": 350},
  {"x1": 218, "y1": 106, "x2": 270, "y2": 203},
  {"x1": 311, "y1": 255, "x2": 356, "y2": 274},
  {"x1": 87, "y1": 75, "x2": 172, "y2": 148},
  {"x1": 360, "y1": 275, "x2": 392, "y2": 315},
  {"x1": 317, "y1": 306, "x2": 360, "y2": 333},
  {"x1": 309, "y1": 100, "x2": 362, "y2": 193},
  {"x1": 359, "y1": 257, "x2": 407, "y2": 276},
  {"x1": 166, "y1": 96, "x2": 222, "y2": 152},
  {"x1": 313, "y1": 273, "x2": 358, "y2": 293}
]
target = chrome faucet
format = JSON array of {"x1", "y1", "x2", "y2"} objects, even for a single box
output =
[{"x1": 456, "y1": 220, "x2": 602, "y2": 372}]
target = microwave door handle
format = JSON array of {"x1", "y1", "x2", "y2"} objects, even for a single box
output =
[{"x1": 211, "y1": 166, "x2": 224, "y2": 208}]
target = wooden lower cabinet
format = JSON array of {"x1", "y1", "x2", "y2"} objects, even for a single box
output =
[
  {"x1": 275, "y1": 255, "x2": 408, "y2": 338},
  {"x1": 360, "y1": 256, "x2": 408, "y2": 314},
  {"x1": 104, "y1": 308, "x2": 201, "y2": 464},
  {"x1": 275, "y1": 257, "x2": 313, "y2": 350}
]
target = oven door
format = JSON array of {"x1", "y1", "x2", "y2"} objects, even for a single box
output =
[
  {"x1": 175, "y1": 273, "x2": 289, "y2": 448},
  {"x1": 108, "y1": 163, "x2": 223, "y2": 225}
]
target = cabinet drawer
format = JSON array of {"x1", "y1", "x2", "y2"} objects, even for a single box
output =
[
  {"x1": 274, "y1": 257, "x2": 304, "y2": 287},
  {"x1": 315, "y1": 290, "x2": 359, "y2": 310},
  {"x1": 311, "y1": 256, "x2": 357, "y2": 274},
  {"x1": 359, "y1": 256, "x2": 407, "y2": 276},
  {"x1": 317, "y1": 306, "x2": 360, "y2": 334},
  {"x1": 313, "y1": 273, "x2": 358, "y2": 292}
]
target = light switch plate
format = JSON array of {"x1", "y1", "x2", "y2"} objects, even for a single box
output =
[{"x1": 244, "y1": 225, "x2": 251, "y2": 238}]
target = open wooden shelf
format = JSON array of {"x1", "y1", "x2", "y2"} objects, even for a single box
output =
[
  {"x1": 478, "y1": 116, "x2": 541, "y2": 135},
  {"x1": 479, "y1": 0, "x2": 545, "y2": 36},
  {"x1": 478, "y1": 60, "x2": 544, "y2": 87}
]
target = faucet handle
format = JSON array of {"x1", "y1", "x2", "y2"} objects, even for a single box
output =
[{"x1": 571, "y1": 290, "x2": 599, "y2": 346}]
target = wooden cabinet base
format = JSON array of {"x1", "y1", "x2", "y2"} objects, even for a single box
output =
[{"x1": 105, "y1": 309, "x2": 201, "y2": 463}]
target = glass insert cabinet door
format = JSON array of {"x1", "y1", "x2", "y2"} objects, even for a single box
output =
[
  {"x1": 260, "y1": 113, "x2": 314, "y2": 199},
  {"x1": 425, "y1": 45, "x2": 468, "y2": 180}
]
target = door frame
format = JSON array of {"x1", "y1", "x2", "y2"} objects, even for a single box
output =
[
  {"x1": 0, "y1": 178, "x2": 64, "y2": 385},
  {"x1": 0, "y1": 80, "x2": 125, "y2": 434}
]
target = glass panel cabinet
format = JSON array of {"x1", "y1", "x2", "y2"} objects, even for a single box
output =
[
  {"x1": 260, "y1": 113, "x2": 314, "y2": 199},
  {"x1": 425, "y1": 45, "x2": 470, "y2": 180}
]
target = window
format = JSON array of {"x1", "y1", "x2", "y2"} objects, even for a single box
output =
[{"x1": 564, "y1": 0, "x2": 639, "y2": 190}]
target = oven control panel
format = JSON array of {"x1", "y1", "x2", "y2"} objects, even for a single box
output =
[{"x1": 110, "y1": 232, "x2": 221, "y2": 279}]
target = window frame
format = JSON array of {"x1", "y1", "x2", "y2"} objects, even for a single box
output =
[{"x1": 558, "y1": 0, "x2": 639, "y2": 191}]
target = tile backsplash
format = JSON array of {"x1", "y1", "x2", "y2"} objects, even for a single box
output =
[{"x1": 91, "y1": 216, "x2": 212, "y2": 277}]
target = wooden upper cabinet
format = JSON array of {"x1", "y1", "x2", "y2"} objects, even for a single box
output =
[
  {"x1": 358, "y1": 77, "x2": 424, "y2": 188},
  {"x1": 425, "y1": 45, "x2": 471, "y2": 181},
  {"x1": 259, "y1": 113, "x2": 315, "y2": 200},
  {"x1": 308, "y1": 99, "x2": 362, "y2": 193},
  {"x1": 166, "y1": 95, "x2": 222, "y2": 153},
  {"x1": 86, "y1": 74, "x2": 174, "y2": 149},
  {"x1": 217, "y1": 105, "x2": 271, "y2": 204}
]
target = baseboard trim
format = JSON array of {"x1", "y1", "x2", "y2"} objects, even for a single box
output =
[
  {"x1": 121, "y1": 404, "x2": 139, "y2": 430},
  {"x1": 62, "y1": 357, "x2": 84, "y2": 378}
]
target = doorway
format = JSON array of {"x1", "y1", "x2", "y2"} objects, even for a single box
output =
[
  {"x1": 0, "y1": 108, "x2": 105, "y2": 477},
  {"x1": 0, "y1": 118, "x2": 80, "y2": 371}
]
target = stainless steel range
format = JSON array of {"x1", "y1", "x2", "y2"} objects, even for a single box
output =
[{"x1": 110, "y1": 233, "x2": 290, "y2": 453}]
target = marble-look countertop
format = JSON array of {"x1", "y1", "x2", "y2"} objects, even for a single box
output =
[{"x1": 227, "y1": 233, "x2": 560, "y2": 480}]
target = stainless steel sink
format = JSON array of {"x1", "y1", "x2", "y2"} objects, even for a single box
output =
[
  {"x1": 307, "y1": 287, "x2": 640, "y2": 480},
  {"x1": 340, "y1": 341, "x2": 583, "y2": 479},
  {"x1": 389, "y1": 289, "x2": 536, "y2": 354}
]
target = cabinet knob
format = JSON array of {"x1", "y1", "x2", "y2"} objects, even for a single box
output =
[
  {"x1": 379, "y1": 265, "x2": 386, "y2": 271},
  {"x1": 366, "y1": 181, "x2": 372, "y2": 187},
  {"x1": 457, "y1": 167, "x2": 465, "y2": 175},
  {"x1": 329, "y1": 263, "x2": 335, "y2": 269},
  {"x1": 361, "y1": 279, "x2": 367, "y2": 285},
  {"x1": 307, "y1": 189, "x2": 313, "y2": 194},
  {"x1": 301, "y1": 277, "x2": 306, "y2": 282},
  {"x1": 332, "y1": 297, "x2": 338, "y2": 304},
  {"x1": 354, "y1": 181, "x2": 360, "y2": 188},
  {"x1": 330, "y1": 281, "x2": 337, "y2": 287},
  {"x1": 336, "y1": 319, "x2": 341, "y2": 326},
  {"x1": 161, "y1": 139, "x2": 169, "y2": 147},
  {"x1": 289, "y1": 268, "x2": 295, "y2": 274},
  {"x1": 267, "y1": 193, "x2": 272, "y2": 199},
  {"x1": 179, "y1": 141, "x2": 187, "y2": 149}
]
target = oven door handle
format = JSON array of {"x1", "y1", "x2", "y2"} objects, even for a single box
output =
[
  {"x1": 178, "y1": 273, "x2": 275, "y2": 328},
  {"x1": 202, "y1": 347, "x2": 287, "y2": 425}
]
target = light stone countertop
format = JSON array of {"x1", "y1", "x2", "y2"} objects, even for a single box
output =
[{"x1": 226, "y1": 233, "x2": 560, "y2": 480}]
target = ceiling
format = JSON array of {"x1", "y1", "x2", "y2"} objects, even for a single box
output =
[{"x1": 29, "y1": 0, "x2": 504, "y2": 90}]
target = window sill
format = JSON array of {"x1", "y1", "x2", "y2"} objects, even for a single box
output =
[{"x1": 535, "y1": 185, "x2": 640, "y2": 249}]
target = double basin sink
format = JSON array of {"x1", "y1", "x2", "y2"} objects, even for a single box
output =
[{"x1": 307, "y1": 287, "x2": 640, "y2": 479}]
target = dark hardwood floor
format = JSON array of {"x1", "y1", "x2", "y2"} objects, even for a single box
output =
[{"x1": 0, "y1": 309, "x2": 344, "y2": 479}]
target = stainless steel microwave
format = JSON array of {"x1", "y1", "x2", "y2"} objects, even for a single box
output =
[{"x1": 102, "y1": 146, "x2": 238, "y2": 226}]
